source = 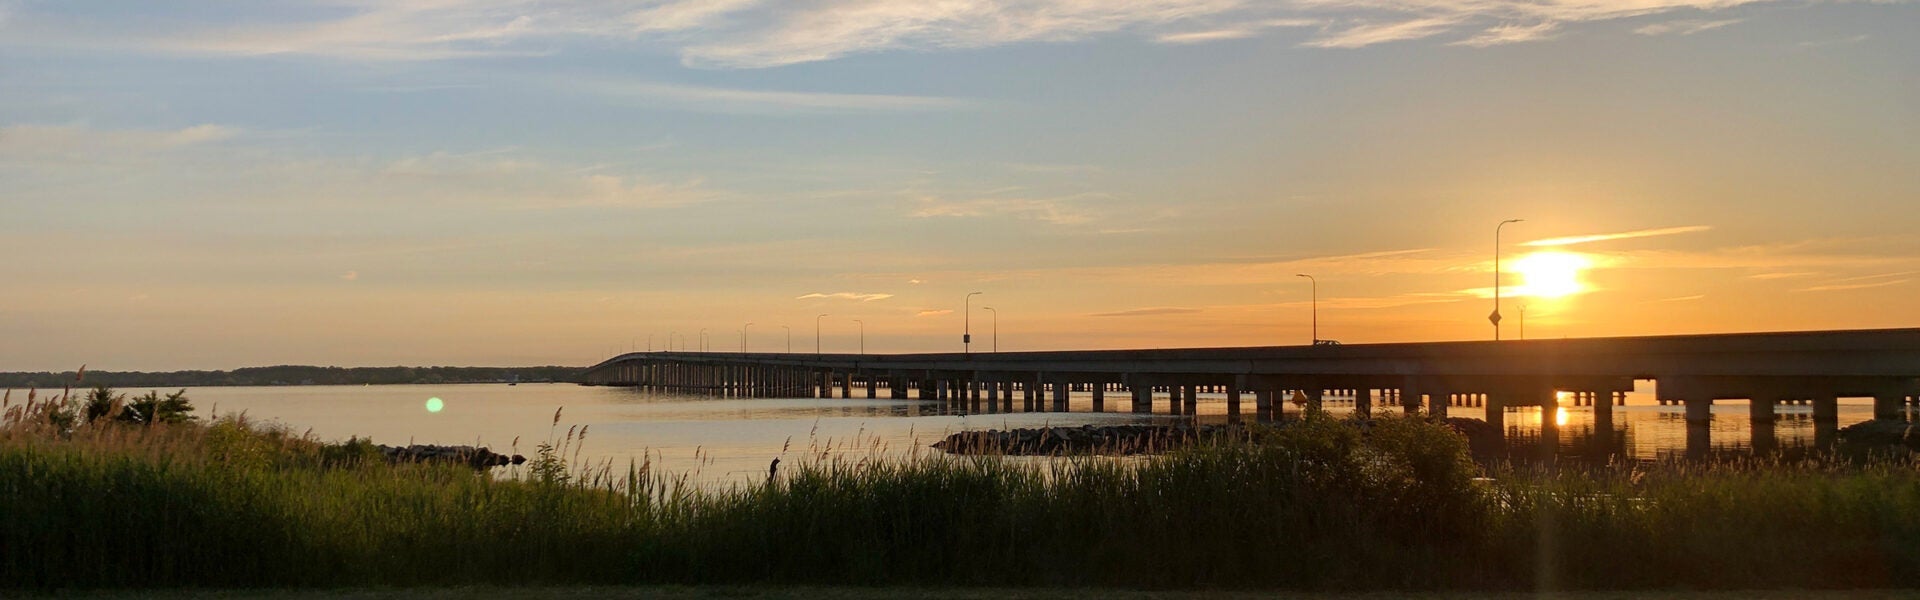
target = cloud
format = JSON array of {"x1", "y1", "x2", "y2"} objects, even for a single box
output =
[
  {"x1": 1522, "y1": 225, "x2": 1711, "y2": 247},
  {"x1": 1796, "y1": 279, "x2": 1911, "y2": 293},
  {"x1": 909, "y1": 194, "x2": 1101, "y2": 225},
  {"x1": 562, "y1": 75, "x2": 972, "y2": 114},
  {"x1": 340, "y1": 271, "x2": 359, "y2": 281},
  {"x1": 1303, "y1": 17, "x2": 1459, "y2": 48},
  {"x1": 1156, "y1": 18, "x2": 1319, "y2": 44},
  {"x1": 1748, "y1": 271, "x2": 1815, "y2": 280},
  {"x1": 1634, "y1": 19, "x2": 1742, "y2": 36},
  {"x1": 1800, "y1": 34, "x2": 1870, "y2": 48},
  {"x1": 908, "y1": 279, "x2": 924, "y2": 285},
  {"x1": 0, "y1": 123, "x2": 240, "y2": 164},
  {"x1": 1657, "y1": 294, "x2": 1705, "y2": 302},
  {"x1": 797, "y1": 292, "x2": 895, "y2": 302},
  {"x1": 916, "y1": 309, "x2": 954, "y2": 317},
  {"x1": 9, "y1": 0, "x2": 1832, "y2": 66},
  {"x1": 1451, "y1": 22, "x2": 1558, "y2": 47},
  {"x1": 1091, "y1": 307, "x2": 1202, "y2": 317}
]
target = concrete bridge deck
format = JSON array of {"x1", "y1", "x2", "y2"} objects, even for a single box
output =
[{"x1": 582, "y1": 328, "x2": 1920, "y2": 445}]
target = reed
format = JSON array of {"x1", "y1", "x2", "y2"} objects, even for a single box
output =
[{"x1": 6, "y1": 392, "x2": 1920, "y2": 591}]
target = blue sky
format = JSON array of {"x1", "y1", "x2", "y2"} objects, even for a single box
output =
[{"x1": 2, "y1": 0, "x2": 1916, "y2": 370}]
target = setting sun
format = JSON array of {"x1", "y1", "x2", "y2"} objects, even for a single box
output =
[{"x1": 1512, "y1": 251, "x2": 1593, "y2": 299}]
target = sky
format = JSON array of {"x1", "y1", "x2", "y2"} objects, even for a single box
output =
[{"x1": 1, "y1": 0, "x2": 1916, "y2": 371}]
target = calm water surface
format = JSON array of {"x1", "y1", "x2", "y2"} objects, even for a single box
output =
[{"x1": 146, "y1": 382, "x2": 1891, "y2": 486}]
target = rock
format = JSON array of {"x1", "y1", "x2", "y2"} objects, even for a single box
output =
[
  {"x1": 932, "y1": 424, "x2": 1233, "y2": 456},
  {"x1": 376, "y1": 444, "x2": 527, "y2": 469},
  {"x1": 1838, "y1": 419, "x2": 1920, "y2": 449}
]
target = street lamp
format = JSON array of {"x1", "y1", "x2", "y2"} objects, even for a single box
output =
[
  {"x1": 699, "y1": 328, "x2": 708, "y2": 353},
  {"x1": 1517, "y1": 303, "x2": 1528, "y2": 341},
  {"x1": 816, "y1": 314, "x2": 828, "y2": 355},
  {"x1": 647, "y1": 333, "x2": 653, "y2": 353},
  {"x1": 964, "y1": 291, "x2": 983, "y2": 354},
  {"x1": 853, "y1": 319, "x2": 865, "y2": 355},
  {"x1": 983, "y1": 306, "x2": 998, "y2": 352},
  {"x1": 782, "y1": 325, "x2": 791, "y2": 354},
  {"x1": 742, "y1": 322, "x2": 753, "y2": 353},
  {"x1": 668, "y1": 331, "x2": 678, "y2": 352},
  {"x1": 1296, "y1": 273, "x2": 1317, "y2": 345},
  {"x1": 1493, "y1": 218, "x2": 1524, "y2": 341}
]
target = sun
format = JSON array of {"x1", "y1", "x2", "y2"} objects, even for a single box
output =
[{"x1": 1511, "y1": 251, "x2": 1592, "y2": 299}]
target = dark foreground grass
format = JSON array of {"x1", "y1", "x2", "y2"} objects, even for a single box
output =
[
  {"x1": 7, "y1": 388, "x2": 1920, "y2": 591},
  {"x1": 18, "y1": 587, "x2": 1920, "y2": 600}
]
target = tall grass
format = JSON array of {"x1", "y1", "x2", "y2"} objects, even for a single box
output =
[{"x1": 6, "y1": 388, "x2": 1920, "y2": 591}]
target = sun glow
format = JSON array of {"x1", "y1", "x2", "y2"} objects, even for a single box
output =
[{"x1": 1511, "y1": 251, "x2": 1592, "y2": 298}]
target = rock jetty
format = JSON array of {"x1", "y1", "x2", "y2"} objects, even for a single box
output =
[
  {"x1": 1838, "y1": 419, "x2": 1920, "y2": 449},
  {"x1": 932, "y1": 424, "x2": 1232, "y2": 456},
  {"x1": 377, "y1": 444, "x2": 527, "y2": 468}
]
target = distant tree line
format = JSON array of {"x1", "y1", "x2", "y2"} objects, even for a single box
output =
[{"x1": 0, "y1": 365, "x2": 583, "y2": 390}]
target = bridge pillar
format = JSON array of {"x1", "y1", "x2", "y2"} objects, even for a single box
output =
[
  {"x1": 1053, "y1": 381, "x2": 1070, "y2": 412},
  {"x1": 841, "y1": 374, "x2": 853, "y2": 399},
  {"x1": 1484, "y1": 393, "x2": 1504, "y2": 431},
  {"x1": 1092, "y1": 385, "x2": 1106, "y2": 412},
  {"x1": 1226, "y1": 378, "x2": 1243, "y2": 419},
  {"x1": 1400, "y1": 381, "x2": 1422, "y2": 415},
  {"x1": 1684, "y1": 398, "x2": 1712, "y2": 423},
  {"x1": 1875, "y1": 393, "x2": 1905, "y2": 420},
  {"x1": 1132, "y1": 382, "x2": 1153, "y2": 414},
  {"x1": 1024, "y1": 377, "x2": 1038, "y2": 411},
  {"x1": 867, "y1": 375, "x2": 878, "y2": 399},
  {"x1": 1426, "y1": 389, "x2": 1449, "y2": 419},
  {"x1": 1183, "y1": 384, "x2": 1198, "y2": 414},
  {"x1": 1749, "y1": 395, "x2": 1776, "y2": 422},
  {"x1": 986, "y1": 379, "x2": 1000, "y2": 411},
  {"x1": 1352, "y1": 387, "x2": 1371, "y2": 419},
  {"x1": 1304, "y1": 388, "x2": 1324, "y2": 415}
]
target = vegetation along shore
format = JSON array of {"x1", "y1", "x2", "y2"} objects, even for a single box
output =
[{"x1": 8, "y1": 383, "x2": 1920, "y2": 591}]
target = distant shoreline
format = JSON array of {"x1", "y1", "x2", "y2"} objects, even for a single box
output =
[{"x1": 0, "y1": 365, "x2": 584, "y2": 390}]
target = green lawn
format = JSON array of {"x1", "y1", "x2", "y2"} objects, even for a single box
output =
[{"x1": 17, "y1": 588, "x2": 1920, "y2": 600}]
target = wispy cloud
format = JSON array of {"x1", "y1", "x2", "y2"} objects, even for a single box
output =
[
  {"x1": 562, "y1": 75, "x2": 972, "y2": 115},
  {"x1": 1523, "y1": 225, "x2": 1711, "y2": 247},
  {"x1": 1304, "y1": 17, "x2": 1459, "y2": 48},
  {"x1": 1092, "y1": 307, "x2": 1202, "y2": 317},
  {"x1": 797, "y1": 292, "x2": 894, "y2": 302},
  {"x1": 339, "y1": 270, "x2": 360, "y2": 281},
  {"x1": 1800, "y1": 34, "x2": 1871, "y2": 48},
  {"x1": 1796, "y1": 279, "x2": 1911, "y2": 293},
  {"x1": 916, "y1": 309, "x2": 953, "y2": 317},
  {"x1": 0, "y1": 123, "x2": 240, "y2": 164},
  {"x1": 1635, "y1": 19, "x2": 1742, "y2": 36},
  {"x1": 1657, "y1": 294, "x2": 1705, "y2": 302},
  {"x1": 6, "y1": 0, "x2": 1827, "y2": 65},
  {"x1": 1156, "y1": 18, "x2": 1319, "y2": 44},
  {"x1": 1451, "y1": 22, "x2": 1558, "y2": 47},
  {"x1": 910, "y1": 194, "x2": 1102, "y2": 225}
]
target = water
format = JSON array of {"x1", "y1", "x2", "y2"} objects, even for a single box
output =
[{"x1": 144, "y1": 382, "x2": 1890, "y2": 486}]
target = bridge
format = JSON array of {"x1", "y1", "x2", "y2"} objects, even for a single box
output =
[{"x1": 582, "y1": 328, "x2": 1920, "y2": 450}]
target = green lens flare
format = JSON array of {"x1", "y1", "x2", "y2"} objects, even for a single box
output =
[{"x1": 425, "y1": 397, "x2": 444, "y2": 413}]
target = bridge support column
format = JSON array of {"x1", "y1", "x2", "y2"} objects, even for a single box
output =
[
  {"x1": 1092, "y1": 385, "x2": 1106, "y2": 412},
  {"x1": 986, "y1": 380, "x2": 1000, "y2": 411},
  {"x1": 1484, "y1": 393, "x2": 1504, "y2": 431},
  {"x1": 1749, "y1": 395, "x2": 1776, "y2": 422},
  {"x1": 1401, "y1": 381, "x2": 1422, "y2": 415},
  {"x1": 841, "y1": 374, "x2": 853, "y2": 400},
  {"x1": 1875, "y1": 393, "x2": 1905, "y2": 420},
  {"x1": 866, "y1": 375, "x2": 878, "y2": 399},
  {"x1": 1023, "y1": 378, "x2": 1037, "y2": 411},
  {"x1": 1304, "y1": 388, "x2": 1324, "y2": 415},
  {"x1": 1047, "y1": 381, "x2": 1065, "y2": 412},
  {"x1": 1226, "y1": 384, "x2": 1242, "y2": 420},
  {"x1": 1183, "y1": 385, "x2": 1198, "y2": 414},
  {"x1": 1132, "y1": 383, "x2": 1153, "y2": 414},
  {"x1": 1684, "y1": 398, "x2": 1712, "y2": 423},
  {"x1": 1427, "y1": 389, "x2": 1449, "y2": 419},
  {"x1": 1813, "y1": 394, "x2": 1838, "y2": 423},
  {"x1": 1352, "y1": 387, "x2": 1371, "y2": 419},
  {"x1": 1254, "y1": 389, "x2": 1273, "y2": 413}
]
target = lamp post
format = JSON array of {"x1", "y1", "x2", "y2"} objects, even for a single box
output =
[
  {"x1": 853, "y1": 319, "x2": 865, "y2": 355},
  {"x1": 668, "y1": 331, "x2": 677, "y2": 352},
  {"x1": 742, "y1": 322, "x2": 753, "y2": 353},
  {"x1": 647, "y1": 334, "x2": 653, "y2": 353},
  {"x1": 1493, "y1": 218, "x2": 1524, "y2": 341},
  {"x1": 983, "y1": 306, "x2": 998, "y2": 352},
  {"x1": 1295, "y1": 273, "x2": 1317, "y2": 345},
  {"x1": 816, "y1": 314, "x2": 828, "y2": 355},
  {"x1": 964, "y1": 291, "x2": 983, "y2": 354},
  {"x1": 1517, "y1": 304, "x2": 1528, "y2": 340},
  {"x1": 782, "y1": 325, "x2": 791, "y2": 354},
  {"x1": 699, "y1": 328, "x2": 708, "y2": 353}
]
